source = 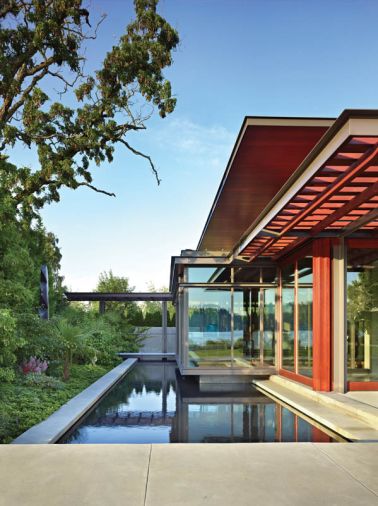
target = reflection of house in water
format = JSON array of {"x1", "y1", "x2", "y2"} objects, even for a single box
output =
[{"x1": 171, "y1": 370, "x2": 336, "y2": 443}]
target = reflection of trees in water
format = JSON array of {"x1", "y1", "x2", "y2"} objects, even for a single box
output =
[{"x1": 80, "y1": 364, "x2": 177, "y2": 421}]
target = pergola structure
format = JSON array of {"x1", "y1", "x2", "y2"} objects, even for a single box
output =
[{"x1": 65, "y1": 291, "x2": 173, "y2": 355}]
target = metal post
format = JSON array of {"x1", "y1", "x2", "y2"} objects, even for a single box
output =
[
  {"x1": 332, "y1": 239, "x2": 347, "y2": 393},
  {"x1": 162, "y1": 301, "x2": 168, "y2": 354},
  {"x1": 99, "y1": 300, "x2": 106, "y2": 314}
]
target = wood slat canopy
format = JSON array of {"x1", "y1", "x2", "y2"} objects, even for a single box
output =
[{"x1": 237, "y1": 131, "x2": 378, "y2": 261}]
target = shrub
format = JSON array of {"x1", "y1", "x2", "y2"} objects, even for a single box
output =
[
  {"x1": 0, "y1": 308, "x2": 25, "y2": 382},
  {"x1": 16, "y1": 313, "x2": 60, "y2": 362},
  {"x1": 23, "y1": 373, "x2": 65, "y2": 390}
]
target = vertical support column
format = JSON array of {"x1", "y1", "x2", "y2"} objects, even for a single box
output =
[
  {"x1": 313, "y1": 238, "x2": 332, "y2": 391},
  {"x1": 99, "y1": 300, "x2": 106, "y2": 314},
  {"x1": 333, "y1": 239, "x2": 347, "y2": 393},
  {"x1": 162, "y1": 300, "x2": 168, "y2": 354}
]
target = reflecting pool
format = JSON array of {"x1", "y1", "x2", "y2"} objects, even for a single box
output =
[{"x1": 60, "y1": 363, "x2": 339, "y2": 444}]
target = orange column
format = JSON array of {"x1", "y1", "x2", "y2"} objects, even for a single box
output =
[{"x1": 312, "y1": 238, "x2": 332, "y2": 391}]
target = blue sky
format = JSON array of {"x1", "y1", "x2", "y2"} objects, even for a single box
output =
[{"x1": 10, "y1": 0, "x2": 378, "y2": 290}]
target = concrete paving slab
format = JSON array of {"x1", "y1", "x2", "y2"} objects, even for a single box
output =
[
  {"x1": 146, "y1": 443, "x2": 378, "y2": 506},
  {"x1": 315, "y1": 443, "x2": 378, "y2": 496},
  {"x1": 347, "y1": 392, "x2": 378, "y2": 410},
  {"x1": 0, "y1": 444, "x2": 150, "y2": 506}
]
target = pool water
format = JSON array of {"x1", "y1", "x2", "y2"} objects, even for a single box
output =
[{"x1": 60, "y1": 363, "x2": 338, "y2": 444}]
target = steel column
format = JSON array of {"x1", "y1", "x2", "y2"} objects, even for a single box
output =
[
  {"x1": 162, "y1": 301, "x2": 168, "y2": 354},
  {"x1": 332, "y1": 239, "x2": 347, "y2": 393}
]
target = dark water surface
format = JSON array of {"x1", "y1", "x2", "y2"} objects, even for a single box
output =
[{"x1": 60, "y1": 363, "x2": 338, "y2": 444}]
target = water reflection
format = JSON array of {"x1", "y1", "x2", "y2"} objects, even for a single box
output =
[{"x1": 61, "y1": 363, "x2": 336, "y2": 444}]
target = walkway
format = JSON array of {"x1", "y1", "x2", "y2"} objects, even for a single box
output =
[
  {"x1": 254, "y1": 376, "x2": 378, "y2": 441},
  {"x1": 0, "y1": 443, "x2": 377, "y2": 505}
]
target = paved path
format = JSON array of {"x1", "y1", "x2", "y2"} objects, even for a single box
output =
[{"x1": 0, "y1": 443, "x2": 377, "y2": 505}]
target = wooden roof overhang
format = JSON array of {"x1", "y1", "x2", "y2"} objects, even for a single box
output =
[
  {"x1": 232, "y1": 110, "x2": 378, "y2": 262},
  {"x1": 197, "y1": 116, "x2": 334, "y2": 253}
]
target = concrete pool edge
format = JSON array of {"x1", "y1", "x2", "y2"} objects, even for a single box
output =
[
  {"x1": 253, "y1": 378, "x2": 378, "y2": 442},
  {"x1": 12, "y1": 358, "x2": 138, "y2": 444}
]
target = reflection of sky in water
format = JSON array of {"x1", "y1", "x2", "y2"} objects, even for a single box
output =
[
  {"x1": 71, "y1": 425, "x2": 171, "y2": 444},
  {"x1": 112, "y1": 385, "x2": 176, "y2": 413},
  {"x1": 61, "y1": 363, "x2": 336, "y2": 444}
]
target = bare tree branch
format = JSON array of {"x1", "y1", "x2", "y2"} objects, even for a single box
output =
[{"x1": 120, "y1": 139, "x2": 161, "y2": 185}]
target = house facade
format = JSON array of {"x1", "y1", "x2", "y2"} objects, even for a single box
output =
[{"x1": 170, "y1": 110, "x2": 378, "y2": 393}]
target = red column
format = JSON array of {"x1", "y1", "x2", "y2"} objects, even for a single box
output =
[{"x1": 312, "y1": 238, "x2": 332, "y2": 391}]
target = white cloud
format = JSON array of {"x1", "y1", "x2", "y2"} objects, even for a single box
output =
[{"x1": 154, "y1": 118, "x2": 234, "y2": 172}]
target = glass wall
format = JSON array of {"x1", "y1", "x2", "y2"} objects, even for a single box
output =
[
  {"x1": 280, "y1": 255, "x2": 313, "y2": 378},
  {"x1": 182, "y1": 265, "x2": 277, "y2": 369},
  {"x1": 281, "y1": 263, "x2": 295, "y2": 371},
  {"x1": 297, "y1": 257, "x2": 313, "y2": 377},
  {"x1": 347, "y1": 247, "x2": 378, "y2": 382},
  {"x1": 188, "y1": 288, "x2": 232, "y2": 368}
]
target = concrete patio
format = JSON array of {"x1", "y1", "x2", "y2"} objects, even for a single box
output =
[{"x1": 0, "y1": 443, "x2": 377, "y2": 505}]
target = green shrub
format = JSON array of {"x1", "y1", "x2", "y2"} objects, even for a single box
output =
[
  {"x1": 0, "y1": 308, "x2": 25, "y2": 381},
  {"x1": 23, "y1": 373, "x2": 65, "y2": 390}
]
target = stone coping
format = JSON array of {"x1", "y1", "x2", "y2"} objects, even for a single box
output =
[
  {"x1": 254, "y1": 378, "x2": 378, "y2": 442},
  {"x1": 269, "y1": 375, "x2": 378, "y2": 428},
  {"x1": 12, "y1": 358, "x2": 138, "y2": 444}
]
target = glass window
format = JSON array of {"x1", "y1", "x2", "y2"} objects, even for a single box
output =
[
  {"x1": 347, "y1": 247, "x2": 378, "y2": 382},
  {"x1": 187, "y1": 267, "x2": 231, "y2": 283},
  {"x1": 282, "y1": 288, "x2": 295, "y2": 371},
  {"x1": 298, "y1": 257, "x2": 313, "y2": 284},
  {"x1": 280, "y1": 256, "x2": 313, "y2": 377},
  {"x1": 263, "y1": 288, "x2": 276, "y2": 365},
  {"x1": 188, "y1": 288, "x2": 232, "y2": 368},
  {"x1": 233, "y1": 289, "x2": 261, "y2": 366},
  {"x1": 297, "y1": 287, "x2": 313, "y2": 377}
]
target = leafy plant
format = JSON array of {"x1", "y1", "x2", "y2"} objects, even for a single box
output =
[
  {"x1": 54, "y1": 318, "x2": 94, "y2": 380},
  {"x1": 23, "y1": 372, "x2": 64, "y2": 390},
  {"x1": 0, "y1": 308, "x2": 25, "y2": 382}
]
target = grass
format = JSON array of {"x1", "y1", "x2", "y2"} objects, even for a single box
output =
[{"x1": 0, "y1": 364, "x2": 113, "y2": 443}]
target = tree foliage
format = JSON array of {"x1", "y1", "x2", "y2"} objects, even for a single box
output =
[{"x1": 0, "y1": 0, "x2": 179, "y2": 210}]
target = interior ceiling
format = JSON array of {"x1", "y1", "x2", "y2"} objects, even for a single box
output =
[{"x1": 198, "y1": 123, "x2": 332, "y2": 253}]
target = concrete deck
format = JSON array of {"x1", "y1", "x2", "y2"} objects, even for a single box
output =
[
  {"x1": 0, "y1": 443, "x2": 377, "y2": 505},
  {"x1": 254, "y1": 376, "x2": 378, "y2": 442}
]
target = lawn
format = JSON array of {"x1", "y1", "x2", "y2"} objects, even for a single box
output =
[{"x1": 0, "y1": 364, "x2": 112, "y2": 443}]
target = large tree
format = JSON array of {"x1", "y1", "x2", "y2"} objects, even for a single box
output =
[{"x1": 0, "y1": 0, "x2": 179, "y2": 212}]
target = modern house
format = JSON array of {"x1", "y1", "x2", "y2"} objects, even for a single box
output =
[{"x1": 170, "y1": 109, "x2": 378, "y2": 393}]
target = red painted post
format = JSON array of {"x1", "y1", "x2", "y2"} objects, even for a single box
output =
[{"x1": 312, "y1": 239, "x2": 332, "y2": 391}]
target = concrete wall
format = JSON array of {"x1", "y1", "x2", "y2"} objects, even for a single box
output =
[{"x1": 139, "y1": 327, "x2": 176, "y2": 353}]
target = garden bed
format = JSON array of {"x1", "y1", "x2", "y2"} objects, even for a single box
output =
[{"x1": 0, "y1": 364, "x2": 114, "y2": 443}]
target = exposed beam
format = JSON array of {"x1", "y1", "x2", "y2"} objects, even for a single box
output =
[
  {"x1": 65, "y1": 292, "x2": 173, "y2": 302},
  {"x1": 244, "y1": 145, "x2": 378, "y2": 261},
  {"x1": 340, "y1": 208, "x2": 378, "y2": 236},
  {"x1": 310, "y1": 181, "x2": 378, "y2": 235}
]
